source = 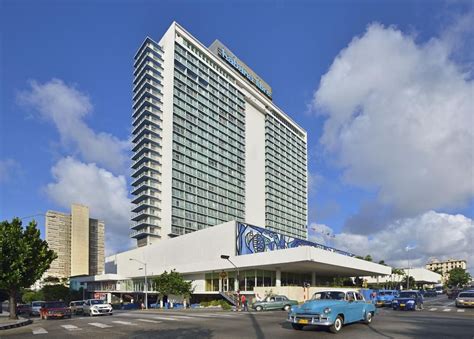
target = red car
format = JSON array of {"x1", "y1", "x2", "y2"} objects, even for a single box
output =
[{"x1": 40, "y1": 301, "x2": 72, "y2": 319}]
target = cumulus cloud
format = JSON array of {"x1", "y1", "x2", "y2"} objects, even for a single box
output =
[
  {"x1": 0, "y1": 158, "x2": 19, "y2": 183},
  {"x1": 46, "y1": 157, "x2": 133, "y2": 254},
  {"x1": 18, "y1": 79, "x2": 129, "y2": 174},
  {"x1": 316, "y1": 211, "x2": 473, "y2": 272},
  {"x1": 308, "y1": 223, "x2": 335, "y2": 245},
  {"x1": 313, "y1": 23, "x2": 474, "y2": 216}
]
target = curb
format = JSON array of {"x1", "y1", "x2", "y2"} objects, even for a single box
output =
[{"x1": 0, "y1": 318, "x2": 33, "y2": 330}]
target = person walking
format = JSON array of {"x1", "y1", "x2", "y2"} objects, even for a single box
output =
[{"x1": 241, "y1": 294, "x2": 248, "y2": 312}]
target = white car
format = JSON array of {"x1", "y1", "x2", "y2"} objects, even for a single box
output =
[
  {"x1": 31, "y1": 301, "x2": 45, "y2": 316},
  {"x1": 83, "y1": 299, "x2": 113, "y2": 316}
]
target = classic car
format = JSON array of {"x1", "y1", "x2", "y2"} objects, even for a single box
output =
[
  {"x1": 287, "y1": 289, "x2": 375, "y2": 333},
  {"x1": 252, "y1": 295, "x2": 298, "y2": 311},
  {"x1": 16, "y1": 304, "x2": 32, "y2": 316},
  {"x1": 375, "y1": 290, "x2": 398, "y2": 307},
  {"x1": 39, "y1": 301, "x2": 72, "y2": 319},
  {"x1": 392, "y1": 290, "x2": 423, "y2": 311},
  {"x1": 69, "y1": 300, "x2": 85, "y2": 314},
  {"x1": 455, "y1": 291, "x2": 474, "y2": 308},
  {"x1": 83, "y1": 299, "x2": 113, "y2": 316}
]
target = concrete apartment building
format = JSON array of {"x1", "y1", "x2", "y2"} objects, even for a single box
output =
[
  {"x1": 130, "y1": 22, "x2": 307, "y2": 247},
  {"x1": 426, "y1": 259, "x2": 467, "y2": 283},
  {"x1": 45, "y1": 204, "x2": 105, "y2": 278}
]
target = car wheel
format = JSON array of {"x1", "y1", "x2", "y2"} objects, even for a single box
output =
[
  {"x1": 291, "y1": 323, "x2": 304, "y2": 330},
  {"x1": 283, "y1": 305, "x2": 291, "y2": 311},
  {"x1": 364, "y1": 311, "x2": 373, "y2": 324},
  {"x1": 255, "y1": 305, "x2": 263, "y2": 312},
  {"x1": 329, "y1": 316, "x2": 343, "y2": 333}
]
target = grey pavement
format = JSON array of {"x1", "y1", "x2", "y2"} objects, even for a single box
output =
[{"x1": 0, "y1": 303, "x2": 473, "y2": 339}]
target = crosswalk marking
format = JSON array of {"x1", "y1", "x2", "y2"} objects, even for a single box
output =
[
  {"x1": 443, "y1": 308, "x2": 451, "y2": 312},
  {"x1": 429, "y1": 308, "x2": 437, "y2": 311},
  {"x1": 457, "y1": 309, "x2": 465, "y2": 312},
  {"x1": 61, "y1": 324, "x2": 81, "y2": 331},
  {"x1": 112, "y1": 320, "x2": 137, "y2": 326},
  {"x1": 32, "y1": 327, "x2": 48, "y2": 335},
  {"x1": 137, "y1": 318, "x2": 161, "y2": 323},
  {"x1": 152, "y1": 316, "x2": 179, "y2": 321},
  {"x1": 89, "y1": 322, "x2": 112, "y2": 328}
]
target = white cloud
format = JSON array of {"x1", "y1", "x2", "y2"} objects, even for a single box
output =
[
  {"x1": 320, "y1": 211, "x2": 474, "y2": 273},
  {"x1": 313, "y1": 23, "x2": 474, "y2": 216},
  {"x1": 18, "y1": 79, "x2": 129, "y2": 174},
  {"x1": 0, "y1": 159, "x2": 19, "y2": 183},
  {"x1": 308, "y1": 223, "x2": 334, "y2": 245},
  {"x1": 45, "y1": 157, "x2": 133, "y2": 254}
]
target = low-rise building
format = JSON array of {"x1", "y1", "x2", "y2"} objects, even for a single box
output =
[
  {"x1": 364, "y1": 268, "x2": 442, "y2": 289},
  {"x1": 426, "y1": 259, "x2": 467, "y2": 284},
  {"x1": 71, "y1": 221, "x2": 391, "y2": 304}
]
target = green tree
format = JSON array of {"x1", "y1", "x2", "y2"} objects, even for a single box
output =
[
  {"x1": 0, "y1": 218, "x2": 57, "y2": 319},
  {"x1": 402, "y1": 275, "x2": 415, "y2": 289},
  {"x1": 22, "y1": 290, "x2": 44, "y2": 304},
  {"x1": 378, "y1": 260, "x2": 386, "y2": 265},
  {"x1": 447, "y1": 267, "x2": 471, "y2": 287},
  {"x1": 364, "y1": 255, "x2": 373, "y2": 262},
  {"x1": 42, "y1": 284, "x2": 70, "y2": 302},
  {"x1": 354, "y1": 276, "x2": 363, "y2": 287},
  {"x1": 153, "y1": 270, "x2": 194, "y2": 299}
]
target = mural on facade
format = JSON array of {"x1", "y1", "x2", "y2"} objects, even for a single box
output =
[{"x1": 236, "y1": 223, "x2": 354, "y2": 257}]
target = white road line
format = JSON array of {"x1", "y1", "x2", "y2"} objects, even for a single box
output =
[
  {"x1": 112, "y1": 320, "x2": 137, "y2": 326},
  {"x1": 152, "y1": 316, "x2": 179, "y2": 321},
  {"x1": 137, "y1": 318, "x2": 161, "y2": 323},
  {"x1": 60, "y1": 324, "x2": 81, "y2": 331},
  {"x1": 32, "y1": 328, "x2": 48, "y2": 335},
  {"x1": 429, "y1": 308, "x2": 438, "y2": 311},
  {"x1": 443, "y1": 308, "x2": 451, "y2": 312},
  {"x1": 168, "y1": 315, "x2": 194, "y2": 319},
  {"x1": 88, "y1": 322, "x2": 112, "y2": 328},
  {"x1": 457, "y1": 309, "x2": 465, "y2": 312}
]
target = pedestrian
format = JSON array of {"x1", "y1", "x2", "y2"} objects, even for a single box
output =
[{"x1": 241, "y1": 294, "x2": 248, "y2": 312}]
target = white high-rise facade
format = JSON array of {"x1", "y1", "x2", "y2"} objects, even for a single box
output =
[{"x1": 131, "y1": 22, "x2": 307, "y2": 247}]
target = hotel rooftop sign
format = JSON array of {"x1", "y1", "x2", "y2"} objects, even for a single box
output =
[{"x1": 209, "y1": 40, "x2": 273, "y2": 100}]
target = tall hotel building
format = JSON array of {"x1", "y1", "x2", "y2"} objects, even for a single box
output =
[{"x1": 131, "y1": 22, "x2": 308, "y2": 247}]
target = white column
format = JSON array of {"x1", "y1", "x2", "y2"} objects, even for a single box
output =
[
  {"x1": 311, "y1": 272, "x2": 316, "y2": 286},
  {"x1": 276, "y1": 269, "x2": 281, "y2": 287}
]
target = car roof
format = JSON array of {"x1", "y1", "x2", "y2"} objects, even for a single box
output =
[{"x1": 314, "y1": 289, "x2": 357, "y2": 293}]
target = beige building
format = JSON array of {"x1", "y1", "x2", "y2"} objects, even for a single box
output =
[
  {"x1": 426, "y1": 259, "x2": 467, "y2": 283},
  {"x1": 45, "y1": 204, "x2": 105, "y2": 279}
]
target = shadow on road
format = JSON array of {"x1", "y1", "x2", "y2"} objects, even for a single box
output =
[
  {"x1": 247, "y1": 312, "x2": 265, "y2": 339},
  {"x1": 125, "y1": 326, "x2": 213, "y2": 339}
]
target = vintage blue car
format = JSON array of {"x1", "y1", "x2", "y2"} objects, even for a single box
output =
[
  {"x1": 392, "y1": 290, "x2": 423, "y2": 311},
  {"x1": 287, "y1": 289, "x2": 375, "y2": 333},
  {"x1": 375, "y1": 290, "x2": 399, "y2": 307}
]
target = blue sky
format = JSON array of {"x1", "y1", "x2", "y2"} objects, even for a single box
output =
[{"x1": 1, "y1": 0, "x2": 473, "y2": 269}]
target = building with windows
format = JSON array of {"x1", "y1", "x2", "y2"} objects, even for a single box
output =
[
  {"x1": 131, "y1": 22, "x2": 307, "y2": 247},
  {"x1": 426, "y1": 259, "x2": 467, "y2": 283},
  {"x1": 45, "y1": 204, "x2": 105, "y2": 278}
]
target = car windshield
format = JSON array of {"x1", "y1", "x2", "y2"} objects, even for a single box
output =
[
  {"x1": 312, "y1": 291, "x2": 345, "y2": 300},
  {"x1": 32, "y1": 302, "x2": 43, "y2": 307},
  {"x1": 44, "y1": 302, "x2": 66, "y2": 308},
  {"x1": 459, "y1": 293, "x2": 474, "y2": 298},
  {"x1": 90, "y1": 300, "x2": 106, "y2": 305},
  {"x1": 398, "y1": 292, "x2": 417, "y2": 298},
  {"x1": 379, "y1": 291, "x2": 393, "y2": 296}
]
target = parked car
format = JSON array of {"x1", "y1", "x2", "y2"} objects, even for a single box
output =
[
  {"x1": 31, "y1": 301, "x2": 45, "y2": 316},
  {"x1": 287, "y1": 289, "x2": 375, "y2": 334},
  {"x1": 69, "y1": 300, "x2": 85, "y2": 314},
  {"x1": 83, "y1": 299, "x2": 113, "y2": 316},
  {"x1": 252, "y1": 295, "x2": 298, "y2": 312},
  {"x1": 40, "y1": 301, "x2": 72, "y2": 319},
  {"x1": 16, "y1": 304, "x2": 32, "y2": 316},
  {"x1": 375, "y1": 290, "x2": 398, "y2": 307},
  {"x1": 423, "y1": 289, "x2": 438, "y2": 298},
  {"x1": 455, "y1": 291, "x2": 474, "y2": 308},
  {"x1": 392, "y1": 290, "x2": 423, "y2": 311}
]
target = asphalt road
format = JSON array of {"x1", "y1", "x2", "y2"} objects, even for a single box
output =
[{"x1": 1, "y1": 296, "x2": 473, "y2": 339}]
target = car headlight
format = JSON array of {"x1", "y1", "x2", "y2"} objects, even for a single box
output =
[
  {"x1": 407, "y1": 300, "x2": 415, "y2": 304},
  {"x1": 323, "y1": 307, "x2": 331, "y2": 314},
  {"x1": 392, "y1": 300, "x2": 398, "y2": 303},
  {"x1": 458, "y1": 299, "x2": 464, "y2": 302}
]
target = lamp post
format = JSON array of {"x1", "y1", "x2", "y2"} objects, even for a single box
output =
[
  {"x1": 405, "y1": 246, "x2": 414, "y2": 290},
  {"x1": 220, "y1": 255, "x2": 239, "y2": 291},
  {"x1": 129, "y1": 258, "x2": 148, "y2": 309}
]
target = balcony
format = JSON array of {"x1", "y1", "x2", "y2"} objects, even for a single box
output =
[
  {"x1": 132, "y1": 198, "x2": 160, "y2": 213},
  {"x1": 130, "y1": 218, "x2": 161, "y2": 231},
  {"x1": 131, "y1": 162, "x2": 160, "y2": 178},
  {"x1": 131, "y1": 153, "x2": 161, "y2": 169},
  {"x1": 131, "y1": 208, "x2": 160, "y2": 221},
  {"x1": 130, "y1": 227, "x2": 161, "y2": 239},
  {"x1": 131, "y1": 189, "x2": 160, "y2": 204}
]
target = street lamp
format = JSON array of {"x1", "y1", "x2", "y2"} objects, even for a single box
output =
[
  {"x1": 129, "y1": 258, "x2": 148, "y2": 309},
  {"x1": 405, "y1": 246, "x2": 415, "y2": 290},
  {"x1": 220, "y1": 255, "x2": 239, "y2": 291}
]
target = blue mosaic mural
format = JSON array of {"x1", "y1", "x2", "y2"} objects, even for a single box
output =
[{"x1": 236, "y1": 223, "x2": 354, "y2": 257}]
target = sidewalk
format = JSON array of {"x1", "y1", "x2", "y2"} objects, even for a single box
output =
[{"x1": 0, "y1": 312, "x2": 33, "y2": 330}]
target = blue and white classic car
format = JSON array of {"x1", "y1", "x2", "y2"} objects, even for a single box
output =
[
  {"x1": 287, "y1": 290, "x2": 375, "y2": 333},
  {"x1": 375, "y1": 290, "x2": 399, "y2": 307}
]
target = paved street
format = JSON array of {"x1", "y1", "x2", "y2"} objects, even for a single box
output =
[{"x1": 1, "y1": 296, "x2": 473, "y2": 339}]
